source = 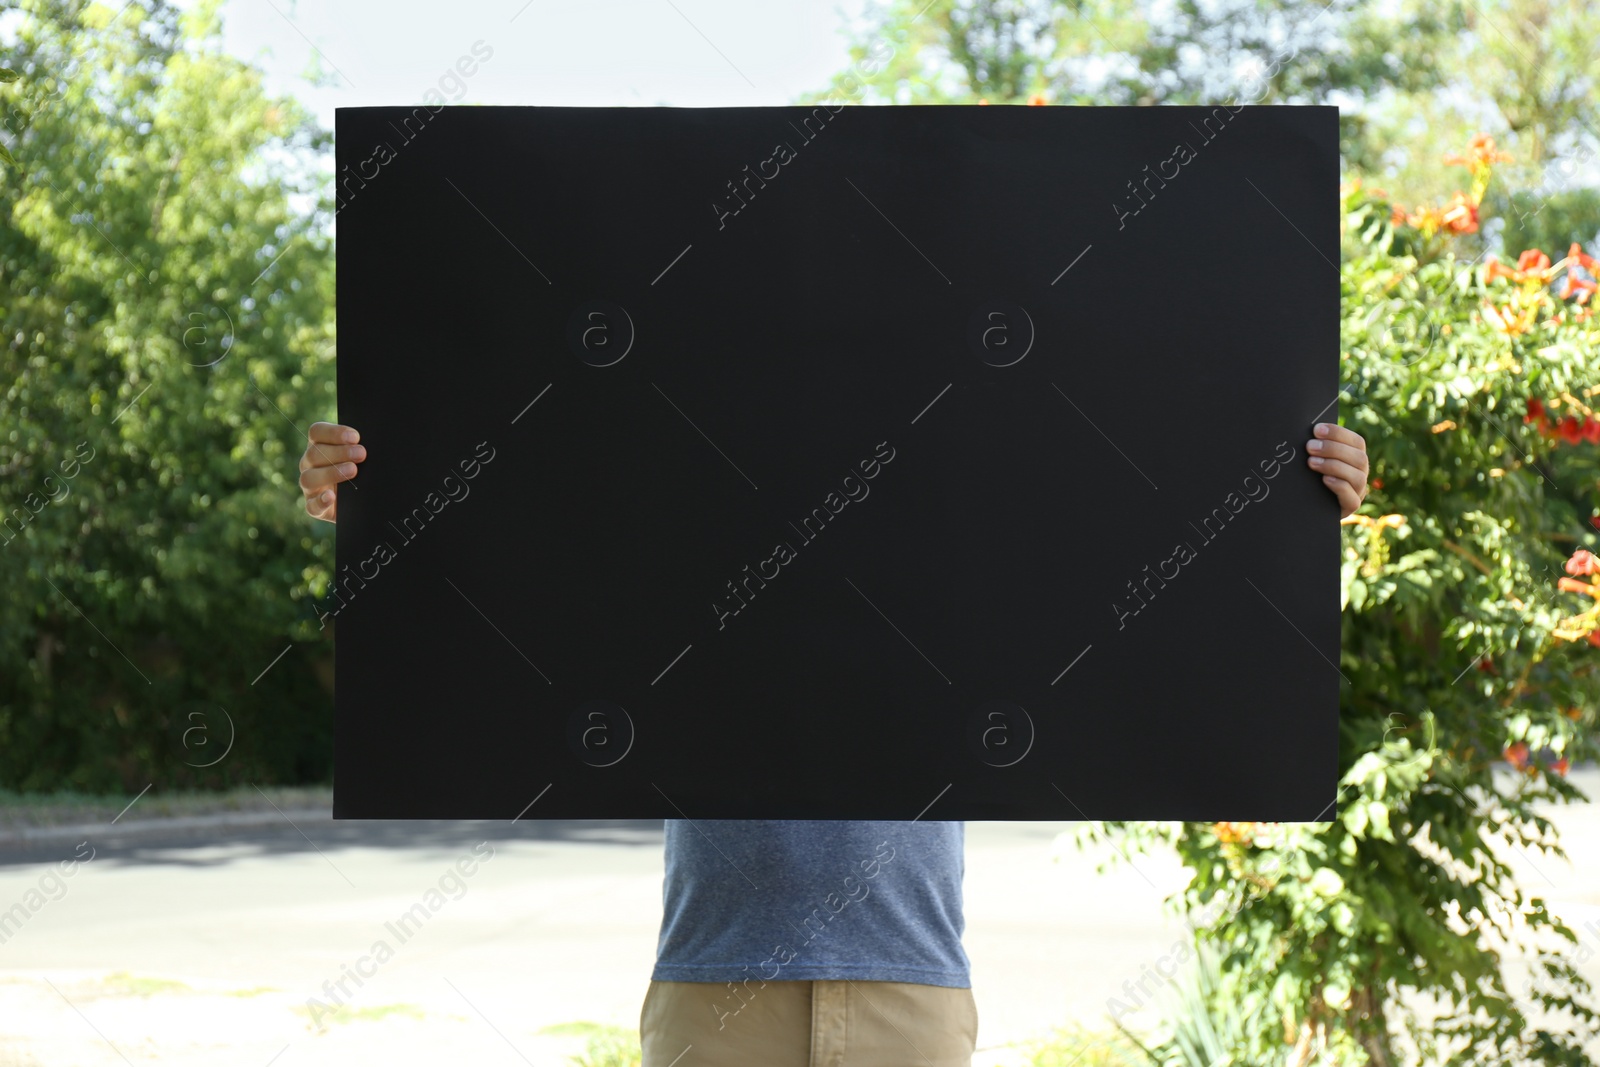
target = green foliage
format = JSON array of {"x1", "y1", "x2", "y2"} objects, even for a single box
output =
[
  {"x1": 1082, "y1": 166, "x2": 1600, "y2": 1065},
  {"x1": 1448, "y1": 0, "x2": 1600, "y2": 168},
  {"x1": 1115, "y1": 944, "x2": 1286, "y2": 1067},
  {"x1": 808, "y1": 1, "x2": 1600, "y2": 246},
  {"x1": 805, "y1": 0, "x2": 1451, "y2": 109},
  {"x1": 1495, "y1": 189, "x2": 1600, "y2": 274},
  {"x1": 0, "y1": 0, "x2": 338, "y2": 792},
  {"x1": 1024, "y1": 1024, "x2": 1143, "y2": 1067},
  {"x1": 549, "y1": 1023, "x2": 642, "y2": 1067},
  {"x1": 0, "y1": 783, "x2": 331, "y2": 827}
]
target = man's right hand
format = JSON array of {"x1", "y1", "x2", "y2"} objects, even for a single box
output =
[{"x1": 299, "y1": 422, "x2": 365, "y2": 523}]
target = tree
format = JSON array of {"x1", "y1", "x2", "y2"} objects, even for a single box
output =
[
  {"x1": 806, "y1": 0, "x2": 1600, "y2": 248},
  {"x1": 804, "y1": 2, "x2": 1450, "y2": 133},
  {"x1": 0, "y1": 0, "x2": 339, "y2": 791}
]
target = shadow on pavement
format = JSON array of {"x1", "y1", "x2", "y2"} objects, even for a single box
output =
[{"x1": 0, "y1": 817, "x2": 666, "y2": 869}]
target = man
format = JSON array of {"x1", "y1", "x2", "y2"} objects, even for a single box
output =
[{"x1": 298, "y1": 418, "x2": 1369, "y2": 1065}]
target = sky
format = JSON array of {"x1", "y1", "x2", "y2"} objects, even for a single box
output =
[{"x1": 191, "y1": 0, "x2": 876, "y2": 132}]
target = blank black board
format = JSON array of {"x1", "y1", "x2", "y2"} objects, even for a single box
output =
[{"x1": 333, "y1": 103, "x2": 1341, "y2": 822}]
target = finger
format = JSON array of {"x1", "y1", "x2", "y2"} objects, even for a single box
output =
[
  {"x1": 1305, "y1": 439, "x2": 1368, "y2": 471},
  {"x1": 299, "y1": 463, "x2": 359, "y2": 493},
  {"x1": 1313, "y1": 422, "x2": 1365, "y2": 451},
  {"x1": 306, "y1": 488, "x2": 337, "y2": 522},
  {"x1": 309, "y1": 422, "x2": 360, "y2": 446},
  {"x1": 1323, "y1": 474, "x2": 1361, "y2": 516},
  {"x1": 301, "y1": 443, "x2": 367, "y2": 468},
  {"x1": 1307, "y1": 455, "x2": 1365, "y2": 486},
  {"x1": 302, "y1": 426, "x2": 361, "y2": 472}
]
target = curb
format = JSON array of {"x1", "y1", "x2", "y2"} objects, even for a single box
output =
[{"x1": 0, "y1": 809, "x2": 333, "y2": 853}]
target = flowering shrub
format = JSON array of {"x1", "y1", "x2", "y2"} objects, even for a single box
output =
[{"x1": 1084, "y1": 138, "x2": 1600, "y2": 1066}]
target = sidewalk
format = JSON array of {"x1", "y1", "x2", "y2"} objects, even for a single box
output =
[{"x1": 0, "y1": 773, "x2": 1595, "y2": 1065}]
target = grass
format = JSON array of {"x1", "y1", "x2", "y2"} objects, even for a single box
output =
[
  {"x1": 537, "y1": 1021, "x2": 620, "y2": 1038},
  {"x1": 339, "y1": 1003, "x2": 427, "y2": 1024},
  {"x1": 536, "y1": 1022, "x2": 642, "y2": 1067},
  {"x1": 0, "y1": 784, "x2": 333, "y2": 829},
  {"x1": 95, "y1": 971, "x2": 193, "y2": 997},
  {"x1": 1019, "y1": 1025, "x2": 1139, "y2": 1067}
]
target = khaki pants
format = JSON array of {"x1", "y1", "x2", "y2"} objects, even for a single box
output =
[{"x1": 640, "y1": 978, "x2": 978, "y2": 1067}]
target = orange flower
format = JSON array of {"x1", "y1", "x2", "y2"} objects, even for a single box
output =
[
  {"x1": 1485, "y1": 257, "x2": 1519, "y2": 283},
  {"x1": 1440, "y1": 191, "x2": 1478, "y2": 234},
  {"x1": 1560, "y1": 273, "x2": 1598, "y2": 300},
  {"x1": 1484, "y1": 256, "x2": 1547, "y2": 286},
  {"x1": 1557, "y1": 575, "x2": 1600, "y2": 597},
  {"x1": 1444, "y1": 133, "x2": 1513, "y2": 169},
  {"x1": 1213, "y1": 821, "x2": 1257, "y2": 844},
  {"x1": 1510, "y1": 251, "x2": 1548, "y2": 275},
  {"x1": 1552, "y1": 757, "x2": 1570, "y2": 777},
  {"x1": 1590, "y1": 631, "x2": 1600, "y2": 648},
  {"x1": 1504, "y1": 742, "x2": 1530, "y2": 770},
  {"x1": 1568, "y1": 242, "x2": 1598, "y2": 272},
  {"x1": 1026, "y1": 93, "x2": 1047, "y2": 106},
  {"x1": 1565, "y1": 549, "x2": 1600, "y2": 576}
]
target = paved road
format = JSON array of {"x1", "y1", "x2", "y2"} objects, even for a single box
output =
[{"x1": 1, "y1": 775, "x2": 1596, "y2": 1065}]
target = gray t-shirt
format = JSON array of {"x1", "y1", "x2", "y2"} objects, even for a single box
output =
[{"x1": 650, "y1": 820, "x2": 970, "y2": 989}]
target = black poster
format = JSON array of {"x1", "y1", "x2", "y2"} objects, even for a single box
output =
[{"x1": 333, "y1": 103, "x2": 1340, "y2": 822}]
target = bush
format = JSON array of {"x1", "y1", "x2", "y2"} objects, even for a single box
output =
[{"x1": 1084, "y1": 137, "x2": 1600, "y2": 1066}]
